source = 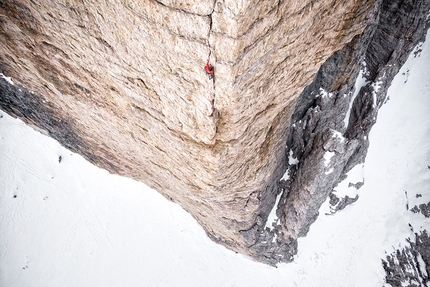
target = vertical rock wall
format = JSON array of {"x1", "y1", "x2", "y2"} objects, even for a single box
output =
[{"x1": 2, "y1": 0, "x2": 427, "y2": 264}]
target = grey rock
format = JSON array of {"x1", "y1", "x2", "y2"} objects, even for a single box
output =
[
  {"x1": 328, "y1": 192, "x2": 360, "y2": 214},
  {"x1": 348, "y1": 181, "x2": 364, "y2": 189},
  {"x1": 411, "y1": 202, "x2": 430, "y2": 218},
  {"x1": 383, "y1": 231, "x2": 430, "y2": 287},
  {"x1": 251, "y1": 0, "x2": 430, "y2": 264}
]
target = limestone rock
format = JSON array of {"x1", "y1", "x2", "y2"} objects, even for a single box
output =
[{"x1": 1, "y1": 0, "x2": 429, "y2": 265}]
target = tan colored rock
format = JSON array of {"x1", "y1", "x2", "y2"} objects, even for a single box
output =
[{"x1": 0, "y1": 0, "x2": 377, "y2": 262}]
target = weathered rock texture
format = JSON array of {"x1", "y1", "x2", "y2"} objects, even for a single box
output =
[
  {"x1": 279, "y1": 0, "x2": 430, "y2": 241},
  {"x1": 0, "y1": 0, "x2": 429, "y2": 264}
]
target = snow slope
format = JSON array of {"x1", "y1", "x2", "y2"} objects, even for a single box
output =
[{"x1": 1, "y1": 31, "x2": 429, "y2": 286}]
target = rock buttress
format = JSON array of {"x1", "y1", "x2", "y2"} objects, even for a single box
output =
[
  {"x1": 0, "y1": 0, "x2": 392, "y2": 264},
  {"x1": 274, "y1": 0, "x2": 430, "y2": 265}
]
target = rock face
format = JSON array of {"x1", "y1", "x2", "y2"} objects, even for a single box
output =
[
  {"x1": 279, "y1": 0, "x2": 430, "y2": 241},
  {"x1": 244, "y1": 0, "x2": 430, "y2": 264},
  {"x1": 0, "y1": 0, "x2": 429, "y2": 264}
]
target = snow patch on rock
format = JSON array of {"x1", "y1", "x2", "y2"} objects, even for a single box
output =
[
  {"x1": 344, "y1": 68, "x2": 369, "y2": 128},
  {"x1": 288, "y1": 149, "x2": 299, "y2": 165},
  {"x1": 323, "y1": 151, "x2": 335, "y2": 167},
  {"x1": 317, "y1": 87, "x2": 333, "y2": 98},
  {"x1": 0, "y1": 73, "x2": 14, "y2": 86},
  {"x1": 265, "y1": 192, "x2": 282, "y2": 229}
]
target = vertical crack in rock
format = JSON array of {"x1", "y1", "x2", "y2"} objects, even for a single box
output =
[{"x1": 205, "y1": 0, "x2": 217, "y2": 127}]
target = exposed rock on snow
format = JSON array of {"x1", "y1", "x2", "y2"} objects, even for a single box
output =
[
  {"x1": 383, "y1": 231, "x2": 430, "y2": 287},
  {"x1": 411, "y1": 202, "x2": 430, "y2": 218},
  {"x1": 328, "y1": 192, "x2": 359, "y2": 214},
  {"x1": 0, "y1": 0, "x2": 429, "y2": 264}
]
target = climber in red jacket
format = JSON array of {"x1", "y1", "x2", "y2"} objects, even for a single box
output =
[{"x1": 205, "y1": 59, "x2": 214, "y2": 80}]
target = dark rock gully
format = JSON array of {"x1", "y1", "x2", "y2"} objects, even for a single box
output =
[{"x1": 248, "y1": 0, "x2": 430, "y2": 266}]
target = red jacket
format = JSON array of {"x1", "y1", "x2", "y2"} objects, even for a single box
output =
[{"x1": 205, "y1": 60, "x2": 214, "y2": 75}]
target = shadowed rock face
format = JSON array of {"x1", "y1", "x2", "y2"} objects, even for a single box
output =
[
  {"x1": 267, "y1": 0, "x2": 430, "y2": 265},
  {"x1": 0, "y1": 0, "x2": 428, "y2": 264},
  {"x1": 280, "y1": 0, "x2": 430, "y2": 237}
]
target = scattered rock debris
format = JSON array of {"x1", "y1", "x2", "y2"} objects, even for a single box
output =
[
  {"x1": 328, "y1": 192, "x2": 359, "y2": 214},
  {"x1": 410, "y1": 202, "x2": 430, "y2": 218},
  {"x1": 383, "y1": 231, "x2": 430, "y2": 287}
]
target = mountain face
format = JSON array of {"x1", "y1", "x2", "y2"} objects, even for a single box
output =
[{"x1": 0, "y1": 0, "x2": 429, "y2": 265}]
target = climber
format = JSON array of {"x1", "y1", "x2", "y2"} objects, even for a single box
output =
[{"x1": 205, "y1": 59, "x2": 214, "y2": 80}]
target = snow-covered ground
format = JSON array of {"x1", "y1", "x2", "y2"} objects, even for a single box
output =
[{"x1": 1, "y1": 32, "x2": 429, "y2": 286}]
